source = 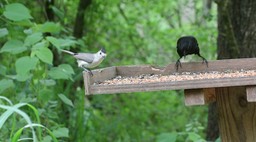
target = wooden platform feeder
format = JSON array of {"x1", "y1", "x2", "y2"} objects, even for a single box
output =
[{"x1": 83, "y1": 58, "x2": 256, "y2": 142}]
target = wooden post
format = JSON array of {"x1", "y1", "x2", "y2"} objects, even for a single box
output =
[
  {"x1": 246, "y1": 86, "x2": 256, "y2": 102},
  {"x1": 216, "y1": 87, "x2": 256, "y2": 142},
  {"x1": 184, "y1": 88, "x2": 216, "y2": 106},
  {"x1": 83, "y1": 71, "x2": 91, "y2": 95}
]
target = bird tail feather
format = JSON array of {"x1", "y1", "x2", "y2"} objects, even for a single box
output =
[{"x1": 61, "y1": 49, "x2": 75, "y2": 55}]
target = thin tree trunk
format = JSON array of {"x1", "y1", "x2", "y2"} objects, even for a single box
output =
[
  {"x1": 45, "y1": 0, "x2": 55, "y2": 21},
  {"x1": 73, "y1": 0, "x2": 92, "y2": 38},
  {"x1": 206, "y1": 0, "x2": 256, "y2": 141}
]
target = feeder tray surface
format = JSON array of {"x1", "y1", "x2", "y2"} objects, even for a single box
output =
[{"x1": 83, "y1": 58, "x2": 256, "y2": 95}]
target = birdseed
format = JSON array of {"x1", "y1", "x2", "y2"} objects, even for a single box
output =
[{"x1": 96, "y1": 69, "x2": 256, "y2": 85}]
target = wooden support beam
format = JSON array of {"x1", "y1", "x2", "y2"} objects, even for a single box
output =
[
  {"x1": 246, "y1": 86, "x2": 256, "y2": 102},
  {"x1": 216, "y1": 87, "x2": 256, "y2": 142},
  {"x1": 83, "y1": 71, "x2": 91, "y2": 95},
  {"x1": 184, "y1": 88, "x2": 216, "y2": 106}
]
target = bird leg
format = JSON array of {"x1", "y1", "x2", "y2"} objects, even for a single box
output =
[
  {"x1": 81, "y1": 67, "x2": 93, "y2": 76},
  {"x1": 197, "y1": 54, "x2": 208, "y2": 67},
  {"x1": 175, "y1": 58, "x2": 182, "y2": 71}
]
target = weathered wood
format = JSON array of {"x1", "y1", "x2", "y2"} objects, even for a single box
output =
[
  {"x1": 164, "y1": 58, "x2": 256, "y2": 74},
  {"x1": 83, "y1": 71, "x2": 91, "y2": 95},
  {"x1": 91, "y1": 66, "x2": 117, "y2": 83},
  {"x1": 83, "y1": 58, "x2": 256, "y2": 95},
  {"x1": 116, "y1": 65, "x2": 164, "y2": 76},
  {"x1": 246, "y1": 86, "x2": 256, "y2": 102},
  {"x1": 204, "y1": 88, "x2": 216, "y2": 103},
  {"x1": 184, "y1": 88, "x2": 215, "y2": 106},
  {"x1": 90, "y1": 76, "x2": 256, "y2": 95},
  {"x1": 216, "y1": 87, "x2": 256, "y2": 142},
  {"x1": 185, "y1": 89, "x2": 205, "y2": 106}
]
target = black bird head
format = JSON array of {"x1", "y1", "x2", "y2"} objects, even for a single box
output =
[{"x1": 100, "y1": 47, "x2": 106, "y2": 53}]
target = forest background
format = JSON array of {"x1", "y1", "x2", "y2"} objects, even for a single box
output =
[{"x1": 0, "y1": 0, "x2": 217, "y2": 141}]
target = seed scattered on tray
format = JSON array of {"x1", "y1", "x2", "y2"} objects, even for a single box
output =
[{"x1": 96, "y1": 69, "x2": 256, "y2": 85}]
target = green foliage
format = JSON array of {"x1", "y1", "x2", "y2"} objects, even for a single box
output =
[
  {"x1": 3, "y1": 3, "x2": 33, "y2": 21},
  {"x1": 0, "y1": 96, "x2": 59, "y2": 142},
  {"x1": 0, "y1": 79, "x2": 14, "y2": 94},
  {"x1": 0, "y1": 39, "x2": 27, "y2": 54},
  {"x1": 0, "y1": 0, "x2": 217, "y2": 142}
]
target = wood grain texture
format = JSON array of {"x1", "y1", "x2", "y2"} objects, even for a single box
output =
[
  {"x1": 83, "y1": 71, "x2": 91, "y2": 95},
  {"x1": 216, "y1": 87, "x2": 256, "y2": 142},
  {"x1": 91, "y1": 66, "x2": 116, "y2": 83},
  {"x1": 184, "y1": 89, "x2": 205, "y2": 106},
  {"x1": 183, "y1": 88, "x2": 215, "y2": 106},
  {"x1": 116, "y1": 65, "x2": 164, "y2": 76},
  {"x1": 84, "y1": 58, "x2": 256, "y2": 95},
  {"x1": 90, "y1": 77, "x2": 256, "y2": 95},
  {"x1": 164, "y1": 58, "x2": 256, "y2": 74},
  {"x1": 246, "y1": 86, "x2": 256, "y2": 102}
]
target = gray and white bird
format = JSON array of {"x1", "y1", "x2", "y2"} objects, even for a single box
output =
[{"x1": 61, "y1": 48, "x2": 107, "y2": 76}]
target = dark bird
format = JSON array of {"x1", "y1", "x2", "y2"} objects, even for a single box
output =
[{"x1": 175, "y1": 36, "x2": 208, "y2": 71}]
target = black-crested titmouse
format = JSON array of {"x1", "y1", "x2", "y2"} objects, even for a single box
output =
[{"x1": 62, "y1": 48, "x2": 107, "y2": 76}]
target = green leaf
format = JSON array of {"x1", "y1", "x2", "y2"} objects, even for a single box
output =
[
  {"x1": 58, "y1": 94, "x2": 74, "y2": 107},
  {"x1": 46, "y1": 36, "x2": 61, "y2": 49},
  {"x1": 51, "y1": 6, "x2": 64, "y2": 19},
  {"x1": 38, "y1": 89, "x2": 54, "y2": 105},
  {"x1": 0, "y1": 40, "x2": 27, "y2": 54},
  {"x1": 59, "y1": 38, "x2": 77, "y2": 47},
  {"x1": 0, "y1": 96, "x2": 13, "y2": 105},
  {"x1": 3, "y1": 3, "x2": 32, "y2": 21},
  {"x1": 0, "y1": 64, "x2": 7, "y2": 76},
  {"x1": 31, "y1": 41, "x2": 48, "y2": 50},
  {"x1": 59, "y1": 64, "x2": 75, "y2": 75},
  {"x1": 156, "y1": 132, "x2": 177, "y2": 142},
  {"x1": 38, "y1": 22, "x2": 61, "y2": 34},
  {"x1": 12, "y1": 123, "x2": 58, "y2": 142},
  {"x1": 34, "y1": 47, "x2": 53, "y2": 65},
  {"x1": 52, "y1": 127, "x2": 69, "y2": 138},
  {"x1": 188, "y1": 132, "x2": 203, "y2": 141},
  {"x1": 39, "y1": 79, "x2": 56, "y2": 86},
  {"x1": 15, "y1": 56, "x2": 38, "y2": 75},
  {"x1": 215, "y1": 137, "x2": 221, "y2": 142},
  {"x1": 24, "y1": 33, "x2": 43, "y2": 46},
  {"x1": 0, "y1": 79, "x2": 14, "y2": 94},
  {"x1": 42, "y1": 136, "x2": 52, "y2": 142},
  {"x1": 48, "y1": 64, "x2": 74, "y2": 80},
  {"x1": 0, "y1": 28, "x2": 8, "y2": 38},
  {"x1": 16, "y1": 73, "x2": 33, "y2": 82}
]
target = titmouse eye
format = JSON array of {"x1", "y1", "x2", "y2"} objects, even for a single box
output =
[{"x1": 100, "y1": 52, "x2": 102, "y2": 55}]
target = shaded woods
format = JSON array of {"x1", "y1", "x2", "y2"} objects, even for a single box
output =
[{"x1": 1, "y1": 0, "x2": 253, "y2": 141}]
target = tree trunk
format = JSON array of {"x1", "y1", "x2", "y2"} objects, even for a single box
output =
[
  {"x1": 44, "y1": 0, "x2": 55, "y2": 21},
  {"x1": 206, "y1": 0, "x2": 256, "y2": 141},
  {"x1": 73, "y1": 0, "x2": 92, "y2": 38}
]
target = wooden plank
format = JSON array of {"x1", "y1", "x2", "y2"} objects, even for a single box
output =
[
  {"x1": 91, "y1": 66, "x2": 117, "y2": 83},
  {"x1": 216, "y1": 87, "x2": 256, "y2": 142},
  {"x1": 204, "y1": 88, "x2": 216, "y2": 103},
  {"x1": 116, "y1": 65, "x2": 164, "y2": 77},
  {"x1": 85, "y1": 58, "x2": 256, "y2": 95},
  {"x1": 246, "y1": 86, "x2": 256, "y2": 102},
  {"x1": 184, "y1": 89, "x2": 205, "y2": 106},
  {"x1": 90, "y1": 76, "x2": 256, "y2": 95},
  {"x1": 163, "y1": 58, "x2": 256, "y2": 74},
  {"x1": 83, "y1": 71, "x2": 91, "y2": 95},
  {"x1": 184, "y1": 88, "x2": 215, "y2": 106}
]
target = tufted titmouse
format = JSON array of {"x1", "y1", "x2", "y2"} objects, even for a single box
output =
[{"x1": 62, "y1": 48, "x2": 107, "y2": 76}]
